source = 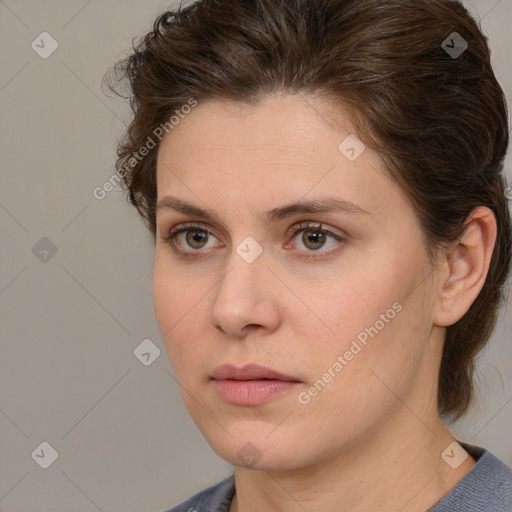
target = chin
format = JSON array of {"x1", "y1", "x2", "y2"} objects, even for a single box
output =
[
  {"x1": 200, "y1": 426, "x2": 315, "y2": 472},
  {"x1": 217, "y1": 445, "x2": 300, "y2": 472}
]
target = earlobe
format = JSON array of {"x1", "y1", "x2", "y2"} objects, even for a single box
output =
[{"x1": 433, "y1": 207, "x2": 497, "y2": 327}]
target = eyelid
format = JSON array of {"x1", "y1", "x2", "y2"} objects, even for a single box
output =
[
  {"x1": 284, "y1": 221, "x2": 344, "y2": 240},
  {"x1": 167, "y1": 221, "x2": 217, "y2": 237}
]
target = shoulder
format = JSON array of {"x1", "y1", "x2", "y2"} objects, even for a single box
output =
[
  {"x1": 429, "y1": 443, "x2": 512, "y2": 512},
  {"x1": 159, "y1": 473, "x2": 235, "y2": 512}
]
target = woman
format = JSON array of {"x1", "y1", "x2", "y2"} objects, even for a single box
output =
[{"x1": 105, "y1": 0, "x2": 512, "y2": 510}]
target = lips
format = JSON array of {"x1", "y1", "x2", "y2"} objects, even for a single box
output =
[
  {"x1": 211, "y1": 364, "x2": 302, "y2": 406},
  {"x1": 211, "y1": 364, "x2": 299, "y2": 382}
]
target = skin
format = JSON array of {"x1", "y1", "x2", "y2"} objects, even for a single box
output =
[{"x1": 152, "y1": 94, "x2": 496, "y2": 511}]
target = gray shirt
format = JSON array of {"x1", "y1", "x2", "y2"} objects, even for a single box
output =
[{"x1": 162, "y1": 443, "x2": 512, "y2": 511}]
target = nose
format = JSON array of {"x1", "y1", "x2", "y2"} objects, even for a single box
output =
[{"x1": 209, "y1": 247, "x2": 281, "y2": 338}]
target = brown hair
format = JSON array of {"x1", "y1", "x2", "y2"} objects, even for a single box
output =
[{"x1": 104, "y1": 0, "x2": 511, "y2": 419}]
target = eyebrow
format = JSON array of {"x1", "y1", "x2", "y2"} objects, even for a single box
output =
[{"x1": 156, "y1": 195, "x2": 371, "y2": 224}]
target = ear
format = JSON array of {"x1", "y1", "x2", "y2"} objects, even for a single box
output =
[{"x1": 433, "y1": 207, "x2": 497, "y2": 327}]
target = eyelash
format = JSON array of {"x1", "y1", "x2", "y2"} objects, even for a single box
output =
[{"x1": 160, "y1": 221, "x2": 346, "y2": 259}]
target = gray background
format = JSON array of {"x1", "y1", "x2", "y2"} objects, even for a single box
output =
[{"x1": 0, "y1": 1, "x2": 510, "y2": 511}]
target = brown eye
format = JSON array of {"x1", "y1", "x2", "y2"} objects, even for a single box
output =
[
  {"x1": 301, "y1": 229, "x2": 327, "y2": 250},
  {"x1": 286, "y1": 222, "x2": 345, "y2": 258},
  {"x1": 185, "y1": 230, "x2": 209, "y2": 249},
  {"x1": 163, "y1": 223, "x2": 221, "y2": 254}
]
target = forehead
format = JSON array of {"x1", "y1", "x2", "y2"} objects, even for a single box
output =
[
  {"x1": 156, "y1": 94, "x2": 354, "y2": 163},
  {"x1": 154, "y1": 95, "x2": 407, "y2": 224}
]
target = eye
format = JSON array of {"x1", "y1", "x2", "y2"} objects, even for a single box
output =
[
  {"x1": 285, "y1": 222, "x2": 345, "y2": 256},
  {"x1": 160, "y1": 221, "x2": 345, "y2": 259},
  {"x1": 161, "y1": 222, "x2": 222, "y2": 254}
]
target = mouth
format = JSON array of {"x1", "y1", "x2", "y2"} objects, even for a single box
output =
[{"x1": 211, "y1": 364, "x2": 302, "y2": 406}]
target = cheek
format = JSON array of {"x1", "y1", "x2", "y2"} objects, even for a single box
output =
[
  {"x1": 325, "y1": 279, "x2": 433, "y2": 407},
  {"x1": 152, "y1": 260, "x2": 206, "y2": 364},
  {"x1": 152, "y1": 261, "x2": 175, "y2": 336},
  {"x1": 295, "y1": 299, "x2": 431, "y2": 442},
  {"x1": 305, "y1": 243, "x2": 429, "y2": 373},
  {"x1": 316, "y1": 261, "x2": 402, "y2": 340}
]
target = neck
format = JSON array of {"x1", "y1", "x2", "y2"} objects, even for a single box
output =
[{"x1": 230, "y1": 411, "x2": 475, "y2": 512}]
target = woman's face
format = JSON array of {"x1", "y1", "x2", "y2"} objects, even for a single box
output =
[{"x1": 153, "y1": 94, "x2": 442, "y2": 471}]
